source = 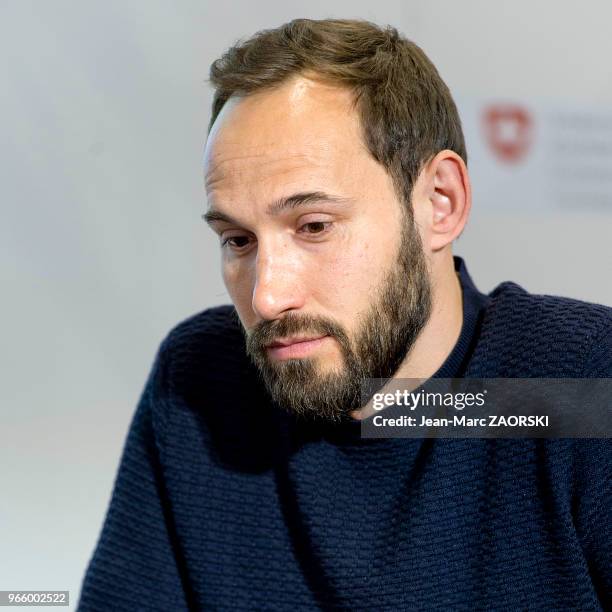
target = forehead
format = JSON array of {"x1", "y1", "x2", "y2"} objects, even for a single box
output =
[{"x1": 204, "y1": 76, "x2": 370, "y2": 199}]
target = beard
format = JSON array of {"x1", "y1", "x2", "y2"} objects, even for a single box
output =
[{"x1": 243, "y1": 212, "x2": 432, "y2": 422}]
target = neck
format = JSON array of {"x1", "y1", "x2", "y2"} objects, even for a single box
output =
[
  {"x1": 350, "y1": 250, "x2": 463, "y2": 420},
  {"x1": 395, "y1": 250, "x2": 463, "y2": 379}
]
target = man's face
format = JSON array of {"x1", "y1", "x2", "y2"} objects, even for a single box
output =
[{"x1": 204, "y1": 76, "x2": 431, "y2": 421}]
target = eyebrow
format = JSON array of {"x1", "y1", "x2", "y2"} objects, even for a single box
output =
[{"x1": 202, "y1": 191, "x2": 352, "y2": 227}]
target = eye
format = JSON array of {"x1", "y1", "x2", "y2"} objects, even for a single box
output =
[
  {"x1": 221, "y1": 235, "x2": 253, "y2": 250},
  {"x1": 299, "y1": 221, "x2": 332, "y2": 235}
]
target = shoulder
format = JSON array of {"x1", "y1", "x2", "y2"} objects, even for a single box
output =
[
  {"x1": 487, "y1": 281, "x2": 612, "y2": 339},
  {"x1": 154, "y1": 305, "x2": 255, "y2": 395},
  {"x1": 162, "y1": 304, "x2": 243, "y2": 352},
  {"x1": 473, "y1": 281, "x2": 612, "y2": 376},
  {"x1": 150, "y1": 306, "x2": 280, "y2": 464}
]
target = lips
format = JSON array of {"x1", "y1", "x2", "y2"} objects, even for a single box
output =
[
  {"x1": 265, "y1": 335, "x2": 330, "y2": 360},
  {"x1": 267, "y1": 335, "x2": 327, "y2": 348}
]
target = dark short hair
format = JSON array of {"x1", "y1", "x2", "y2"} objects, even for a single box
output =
[{"x1": 208, "y1": 18, "x2": 467, "y2": 212}]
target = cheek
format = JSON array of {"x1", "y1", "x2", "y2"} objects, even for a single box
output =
[
  {"x1": 222, "y1": 262, "x2": 254, "y2": 320},
  {"x1": 315, "y1": 237, "x2": 389, "y2": 313}
]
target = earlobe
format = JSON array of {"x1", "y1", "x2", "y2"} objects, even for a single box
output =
[{"x1": 428, "y1": 152, "x2": 471, "y2": 251}]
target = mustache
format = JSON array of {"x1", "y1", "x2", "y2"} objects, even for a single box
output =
[{"x1": 245, "y1": 312, "x2": 348, "y2": 355}]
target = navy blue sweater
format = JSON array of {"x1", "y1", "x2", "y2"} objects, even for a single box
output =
[{"x1": 79, "y1": 257, "x2": 612, "y2": 611}]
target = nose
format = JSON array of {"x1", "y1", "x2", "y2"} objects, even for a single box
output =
[{"x1": 251, "y1": 242, "x2": 306, "y2": 321}]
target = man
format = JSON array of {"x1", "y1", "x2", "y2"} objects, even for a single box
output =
[{"x1": 79, "y1": 19, "x2": 611, "y2": 611}]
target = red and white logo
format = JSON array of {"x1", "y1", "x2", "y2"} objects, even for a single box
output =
[{"x1": 482, "y1": 104, "x2": 533, "y2": 163}]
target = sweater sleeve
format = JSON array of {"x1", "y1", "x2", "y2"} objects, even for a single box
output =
[
  {"x1": 577, "y1": 322, "x2": 612, "y2": 608},
  {"x1": 573, "y1": 440, "x2": 612, "y2": 610},
  {"x1": 77, "y1": 341, "x2": 190, "y2": 611}
]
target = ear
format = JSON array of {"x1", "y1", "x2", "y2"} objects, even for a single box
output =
[{"x1": 425, "y1": 150, "x2": 471, "y2": 251}]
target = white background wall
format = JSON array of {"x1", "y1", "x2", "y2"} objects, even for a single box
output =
[{"x1": 1, "y1": 1, "x2": 610, "y2": 609}]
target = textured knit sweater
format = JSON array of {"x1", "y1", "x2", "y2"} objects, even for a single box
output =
[{"x1": 78, "y1": 257, "x2": 612, "y2": 611}]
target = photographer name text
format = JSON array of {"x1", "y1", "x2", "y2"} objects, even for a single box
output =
[{"x1": 372, "y1": 414, "x2": 550, "y2": 428}]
